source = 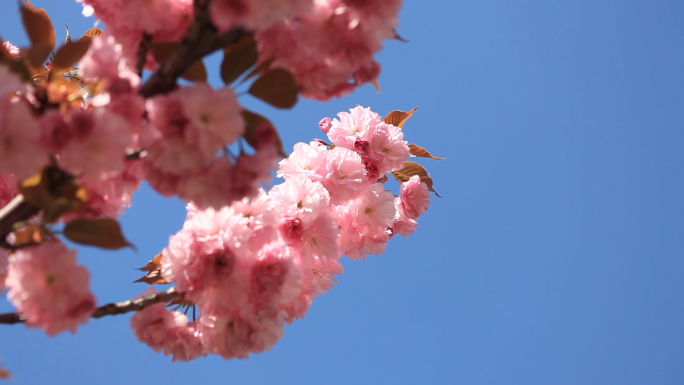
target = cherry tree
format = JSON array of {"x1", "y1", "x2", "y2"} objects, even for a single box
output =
[{"x1": 0, "y1": 0, "x2": 441, "y2": 375}]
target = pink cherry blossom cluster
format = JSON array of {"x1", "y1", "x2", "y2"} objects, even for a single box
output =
[
  {"x1": 78, "y1": 0, "x2": 401, "y2": 100},
  {"x1": 4, "y1": 241, "x2": 96, "y2": 336},
  {"x1": 256, "y1": 0, "x2": 401, "y2": 100},
  {"x1": 130, "y1": 106, "x2": 431, "y2": 361}
]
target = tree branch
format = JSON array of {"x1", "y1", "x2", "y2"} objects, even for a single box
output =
[
  {"x1": 0, "y1": 287, "x2": 183, "y2": 325},
  {"x1": 139, "y1": 0, "x2": 248, "y2": 98}
]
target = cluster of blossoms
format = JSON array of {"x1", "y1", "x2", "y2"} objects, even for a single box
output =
[
  {"x1": 0, "y1": 0, "x2": 433, "y2": 364},
  {"x1": 79, "y1": 0, "x2": 401, "y2": 100},
  {"x1": 128, "y1": 106, "x2": 431, "y2": 361}
]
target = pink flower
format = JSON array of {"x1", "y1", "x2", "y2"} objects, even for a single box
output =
[
  {"x1": 368, "y1": 121, "x2": 410, "y2": 173},
  {"x1": 314, "y1": 146, "x2": 367, "y2": 203},
  {"x1": 277, "y1": 141, "x2": 326, "y2": 180},
  {"x1": 79, "y1": 34, "x2": 140, "y2": 90},
  {"x1": 0, "y1": 64, "x2": 25, "y2": 97},
  {"x1": 210, "y1": 0, "x2": 313, "y2": 31},
  {"x1": 176, "y1": 157, "x2": 234, "y2": 210},
  {"x1": 130, "y1": 299, "x2": 206, "y2": 361},
  {"x1": 398, "y1": 175, "x2": 430, "y2": 219},
  {"x1": 269, "y1": 174, "x2": 330, "y2": 223},
  {"x1": 58, "y1": 108, "x2": 132, "y2": 178},
  {"x1": 319, "y1": 117, "x2": 332, "y2": 133},
  {"x1": 231, "y1": 147, "x2": 277, "y2": 201},
  {"x1": 5, "y1": 241, "x2": 96, "y2": 336},
  {"x1": 346, "y1": 184, "x2": 396, "y2": 229},
  {"x1": 327, "y1": 105, "x2": 382, "y2": 148},
  {"x1": 0, "y1": 98, "x2": 49, "y2": 179},
  {"x1": 392, "y1": 197, "x2": 418, "y2": 237},
  {"x1": 0, "y1": 173, "x2": 18, "y2": 208},
  {"x1": 2, "y1": 41, "x2": 20, "y2": 58},
  {"x1": 177, "y1": 84, "x2": 244, "y2": 159}
]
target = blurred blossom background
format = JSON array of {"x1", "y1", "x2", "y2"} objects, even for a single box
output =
[{"x1": 1, "y1": 1, "x2": 684, "y2": 384}]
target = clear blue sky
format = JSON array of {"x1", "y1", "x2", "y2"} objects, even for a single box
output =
[{"x1": 1, "y1": 1, "x2": 684, "y2": 384}]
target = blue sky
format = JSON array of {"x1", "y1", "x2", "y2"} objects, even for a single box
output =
[{"x1": 1, "y1": 1, "x2": 684, "y2": 384}]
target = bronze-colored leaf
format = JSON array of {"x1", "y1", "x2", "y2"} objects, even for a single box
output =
[
  {"x1": 46, "y1": 77, "x2": 82, "y2": 104},
  {"x1": 391, "y1": 161, "x2": 441, "y2": 197},
  {"x1": 42, "y1": 180, "x2": 88, "y2": 223},
  {"x1": 408, "y1": 144, "x2": 445, "y2": 160},
  {"x1": 241, "y1": 109, "x2": 287, "y2": 157},
  {"x1": 221, "y1": 37, "x2": 258, "y2": 85},
  {"x1": 80, "y1": 28, "x2": 104, "y2": 39},
  {"x1": 0, "y1": 367, "x2": 10, "y2": 379},
  {"x1": 134, "y1": 269, "x2": 169, "y2": 285},
  {"x1": 6, "y1": 60, "x2": 32, "y2": 82},
  {"x1": 371, "y1": 78, "x2": 381, "y2": 93},
  {"x1": 63, "y1": 218, "x2": 134, "y2": 250},
  {"x1": 248, "y1": 68, "x2": 299, "y2": 109},
  {"x1": 10, "y1": 224, "x2": 53, "y2": 247},
  {"x1": 138, "y1": 252, "x2": 163, "y2": 272},
  {"x1": 183, "y1": 59, "x2": 207, "y2": 82},
  {"x1": 384, "y1": 107, "x2": 418, "y2": 128},
  {"x1": 135, "y1": 253, "x2": 169, "y2": 284},
  {"x1": 240, "y1": 57, "x2": 274, "y2": 84},
  {"x1": 149, "y1": 42, "x2": 205, "y2": 82},
  {"x1": 51, "y1": 38, "x2": 91, "y2": 75},
  {"x1": 20, "y1": 45, "x2": 51, "y2": 67},
  {"x1": 20, "y1": 1, "x2": 56, "y2": 51},
  {"x1": 19, "y1": 169, "x2": 54, "y2": 210}
]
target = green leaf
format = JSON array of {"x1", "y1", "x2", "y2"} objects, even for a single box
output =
[
  {"x1": 63, "y1": 218, "x2": 134, "y2": 250},
  {"x1": 248, "y1": 68, "x2": 299, "y2": 109},
  {"x1": 408, "y1": 144, "x2": 445, "y2": 160},
  {"x1": 391, "y1": 161, "x2": 441, "y2": 197},
  {"x1": 220, "y1": 37, "x2": 258, "y2": 85},
  {"x1": 384, "y1": 107, "x2": 418, "y2": 128}
]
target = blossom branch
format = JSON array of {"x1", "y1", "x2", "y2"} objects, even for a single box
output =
[
  {"x1": 139, "y1": 0, "x2": 248, "y2": 98},
  {"x1": 0, "y1": 287, "x2": 183, "y2": 325}
]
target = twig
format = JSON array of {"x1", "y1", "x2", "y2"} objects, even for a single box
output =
[{"x1": 0, "y1": 287, "x2": 184, "y2": 325}]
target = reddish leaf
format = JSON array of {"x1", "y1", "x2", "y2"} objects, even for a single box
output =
[
  {"x1": 221, "y1": 37, "x2": 258, "y2": 85},
  {"x1": 20, "y1": 45, "x2": 51, "y2": 67},
  {"x1": 138, "y1": 252, "x2": 163, "y2": 272},
  {"x1": 20, "y1": 1, "x2": 56, "y2": 51},
  {"x1": 248, "y1": 68, "x2": 299, "y2": 109},
  {"x1": 384, "y1": 107, "x2": 418, "y2": 128},
  {"x1": 10, "y1": 224, "x2": 53, "y2": 247},
  {"x1": 19, "y1": 169, "x2": 54, "y2": 210},
  {"x1": 241, "y1": 109, "x2": 287, "y2": 157},
  {"x1": 0, "y1": 367, "x2": 10, "y2": 379},
  {"x1": 408, "y1": 144, "x2": 445, "y2": 160},
  {"x1": 391, "y1": 161, "x2": 441, "y2": 197},
  {"x1": 64, "y1": 218, "x2": 134, "y2": 250},
  {"x1": 135, "y1": 253, "x2": 169, "y2": 284},
  {"x1": 371, "y1": 78, "x2": 381, "y2": 93},
  {"x1": 46, "y1": 77, "x2": 82, "y2": 104},
  {"x1": 240, "y1": 57, "x2": 274, "y2": 84},
  {"x1": 51, "y1": 38, "x2": 92, "y2": 75},
  {"x1": 149, "y1": 42, "x2": 206, "y2": 82},
  {"x1": 80, "y1": 28, "x2": 104, "y2": 39}
]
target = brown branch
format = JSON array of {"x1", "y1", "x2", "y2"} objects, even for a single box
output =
[
  {"x1": 0, "y1": 287, "x2": 183, "y2": 325},
  {"x1": 139, "y1": 0, "x2": 248, "y2": 98}
]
